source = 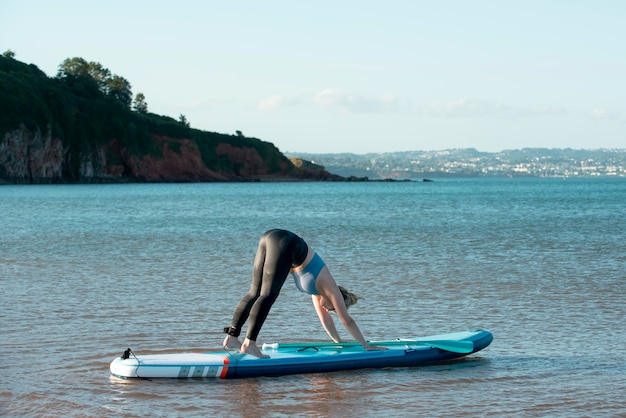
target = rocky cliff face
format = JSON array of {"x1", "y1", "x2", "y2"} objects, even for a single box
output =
[
  {"x1": 113, "y1": 136, "x2": 229, "y2": 182},
  {"x1": 0, "y1": 125, "x2": 225, "y2": 183},
  {"x1": 0, "y1": 125, "x2": 65, "y2": 183},
  {"x1": 0, "y1": 125, "x2": 338, "y2": 183}
]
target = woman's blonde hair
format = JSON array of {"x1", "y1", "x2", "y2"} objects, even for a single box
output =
[{"x1": 338, "y1": 286, "x2": 362, "y2": 309}]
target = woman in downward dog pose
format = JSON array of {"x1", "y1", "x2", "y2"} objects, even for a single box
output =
[{"x1": 223, "y1": 229, "x2": 386, "y2": 358}]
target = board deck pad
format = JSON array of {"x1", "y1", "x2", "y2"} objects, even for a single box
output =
[{"x1": 110, "y1": 329, "x2": 493, "y2": 379}]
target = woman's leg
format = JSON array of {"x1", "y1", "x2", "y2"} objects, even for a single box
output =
[
  {"x1": 225, "y1": 235, "x2": 268, "y2": 340},
  {"x1": 225, "y1": 230, "x2": 296, "y2": 338},
  {"x1": 244, "y1": 230, "x2": 295, "y2": 341},
  {"x1": 224, "y1": 230, "x2": 301, "y2": 357}
]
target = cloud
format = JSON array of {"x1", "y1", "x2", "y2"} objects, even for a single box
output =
[
  {"x1": 257, "y1": 89, "x2": 611, "y2": 122},
  {"x1": 257, "y1": 88, "x2": 400, "y2": 114},
  {"x1": 257, "y1": 94, "x2": 287, "y2": 112},
  {"x1": 419, "y1": 99, "x2": 487, "y2": 117},
  {"x1": 415, "y1": 99, "x2": 569, "y2": 118},
  {"x1": 312, "y1": 92, "x2": 571, "y2": 118},
  {"x1": 314, "y1": 88, "x2": 399, "y2": 113},
  {"x1": 588, "y1": 109, "x2": 621, "y2": 120},
  {"x1": 257, "y1": 93, "x2": 310, "y2": 112}
]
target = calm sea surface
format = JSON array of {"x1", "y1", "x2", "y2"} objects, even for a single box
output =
[{"x1": 1, "y1": 178, "x2": 625, "y2": 417}]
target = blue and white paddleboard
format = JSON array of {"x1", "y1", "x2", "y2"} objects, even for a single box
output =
[{"x1": 110, "y1": 329, "x2": 493, "y2": 379}]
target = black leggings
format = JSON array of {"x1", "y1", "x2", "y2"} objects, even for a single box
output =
[{"x1": 227, "y1": 229, "x2": 308, "y2": 341}]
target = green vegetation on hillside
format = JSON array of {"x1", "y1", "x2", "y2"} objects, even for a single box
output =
[{"x1": 0, "y1": 53, "x2": 294, "y2": 181}]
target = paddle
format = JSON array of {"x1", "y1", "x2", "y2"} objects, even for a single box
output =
[{"x1": 265, "y1": 339, "x2": 474, "y2": 354}]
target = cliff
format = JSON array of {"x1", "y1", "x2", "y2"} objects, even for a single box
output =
[
  {"x1": 0, "y1": 124, "x2": 300, "y2": 183},
  {"x1": 0, "y1": 56, "x2": 342, "y2": 183}
]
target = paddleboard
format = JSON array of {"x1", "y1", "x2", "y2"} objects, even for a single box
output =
[{"x1": 110, "y1": 329, "x2": 492, "y2": 379}]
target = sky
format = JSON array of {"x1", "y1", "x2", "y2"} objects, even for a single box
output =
[{"x1": 2, "y1": 0, "x2": 625, "y2": 154}]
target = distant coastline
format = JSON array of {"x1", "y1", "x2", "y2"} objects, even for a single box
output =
[{"x1": 289, "y1": 148, "x2": 626, "y2": 179}]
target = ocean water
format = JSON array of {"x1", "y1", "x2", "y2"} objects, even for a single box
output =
[{"x1": 1, "y1": 178, "x2": 625, "y2": 417}]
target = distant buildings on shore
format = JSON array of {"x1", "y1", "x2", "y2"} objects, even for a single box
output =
[{"x1": 290, "y1": 148, "x2": 626, "y2": 179}]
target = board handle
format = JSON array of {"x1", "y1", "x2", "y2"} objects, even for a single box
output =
[{"x1": 262, "y1": 343, "x2": 280, "y2": 350}]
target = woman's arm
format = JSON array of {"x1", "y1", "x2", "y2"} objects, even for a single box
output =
[
  {"x1": 315, "y1": 270, "x2": 387, "y2": 351},
  {"x1": 312, "y1": 295, "x2": 341, "y2": 342}
]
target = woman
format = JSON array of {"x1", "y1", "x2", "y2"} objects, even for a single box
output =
[{"x1": 223, "y1": 229, "x2": 387, "y2": 358}]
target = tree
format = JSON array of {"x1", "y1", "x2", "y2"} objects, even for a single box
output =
[
  {"x1": 56, "y1": 57, "x2": 100, "y2": 98},
  {"x1": 57, "y1": 57, "x2": 91, "y2": 78},
  {"x1": 56, "y1": 57, "x2": 132, "y2": 108},
  {"x1": 88, "y1": 61, "x2": 112, "y2": 93},
  {"x1": 106, "y1": 75, "x2": 132, "y2": 108},
  {"x1": 133, "y1": 93, "x2": 148, "y2": 113},
  {"x1": 3, "y1": 50, "x2": 16, "y2": 59},
  {"x1": 179, "y1": 114, "x2": 190, "y2": 127}
]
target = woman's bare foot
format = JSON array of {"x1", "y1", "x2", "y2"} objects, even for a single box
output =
[
  {"x1": 223, "y1": 335, "x2": 242, "y2": 351},
  {"x1": 241, "y1": 338, "x2": 270, "y2": 358}
]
